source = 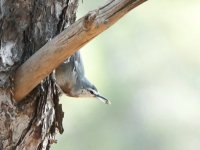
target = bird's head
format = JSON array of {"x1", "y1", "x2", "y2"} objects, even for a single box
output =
[
  {"x1": 86, "y1": 87, "x2": 111, "y2": 104},
  {"x1": 77, "y1": 79, "x2": 111, "y2": 104}
]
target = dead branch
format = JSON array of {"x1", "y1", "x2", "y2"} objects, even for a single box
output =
[{"x1": 14, "y1": 0, "x2": 148, "y2": 101}]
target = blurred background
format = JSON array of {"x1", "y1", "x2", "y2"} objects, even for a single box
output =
[{"x1": 52, "y1": 0, "x2": 200, "y2": 150}]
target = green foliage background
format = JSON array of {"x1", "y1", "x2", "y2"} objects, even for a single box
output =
[{"x1": 52, "y1": 1, "x2": 200, "y2": 150}]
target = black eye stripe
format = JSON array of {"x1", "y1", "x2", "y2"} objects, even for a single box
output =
[{"x1": 89, "y1": 90, "x2": 94, "y2": 94}]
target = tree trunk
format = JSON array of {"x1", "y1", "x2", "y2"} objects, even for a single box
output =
[{"x1": 0, "y1": 0, "x2": 78, "y2": 149}]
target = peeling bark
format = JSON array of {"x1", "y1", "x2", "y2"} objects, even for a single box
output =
[{"x1": 0, "y1": 0, "x2": 78, "y2": 149}]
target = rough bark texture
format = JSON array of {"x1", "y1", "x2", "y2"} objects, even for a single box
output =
[{"x1": 0, "y1": 0, "x2": 78, "y2": 149}]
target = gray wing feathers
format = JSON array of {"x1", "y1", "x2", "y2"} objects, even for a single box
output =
[
  {"x1": 73, "y1": 51, "x2": 85, "y2": 75},
  {"x1": 55, "y1": 51, "x2": 84, "y2": 92}
]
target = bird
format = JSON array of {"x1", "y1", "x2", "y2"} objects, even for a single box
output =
[{"x1": 55, "y1": 51, "x2": 110, "y2": 104}]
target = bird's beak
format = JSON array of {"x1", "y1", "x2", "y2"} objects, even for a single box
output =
[{"x1": 95, "y1": 94, "x2": 111, "y2": 105}]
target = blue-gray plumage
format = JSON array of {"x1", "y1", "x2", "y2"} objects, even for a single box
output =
[{"x1": 55, "y1": 51, "x2": 110, "y2": 104}]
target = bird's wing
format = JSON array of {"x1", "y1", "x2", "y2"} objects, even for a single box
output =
[{"x1": 73, "y1": 51, "x2": 85, "y2": 75}]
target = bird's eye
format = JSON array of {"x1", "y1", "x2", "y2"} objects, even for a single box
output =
[{"x1": 89, "y1": 90, "x2": 94, "y2": 94}]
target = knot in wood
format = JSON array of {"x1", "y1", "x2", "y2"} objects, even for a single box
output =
[{"x1": 83, "y1": 9, "x2": 99, "y2": 31}]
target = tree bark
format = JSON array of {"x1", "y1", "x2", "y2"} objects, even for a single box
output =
[{"x1": 0, "y1": 0, "x2": 78, "y2": 149}]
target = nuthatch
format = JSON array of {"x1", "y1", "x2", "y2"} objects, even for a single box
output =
[{"x1": 55, "y1": 51, "x2": 110, "y2": 104}]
